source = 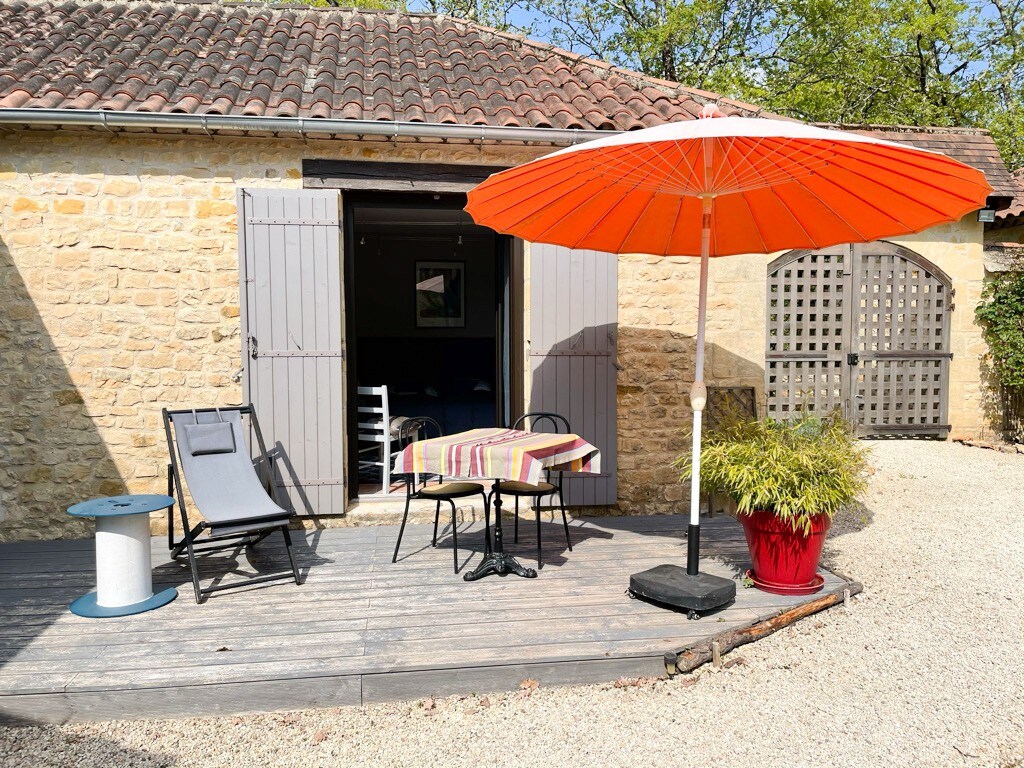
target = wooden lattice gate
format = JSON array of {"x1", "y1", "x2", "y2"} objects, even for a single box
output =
[{"x1": 766, "y1": 241, "x2": 953, "y2": 437}]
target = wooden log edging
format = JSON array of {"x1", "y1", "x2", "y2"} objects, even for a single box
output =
[{"x1": 665, "y1": 579, "x2": 864, "y2": 676}]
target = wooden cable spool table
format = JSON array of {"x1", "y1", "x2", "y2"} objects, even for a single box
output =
[{"x1": 66, "y1": 494, "x2": 178, "y2": 617}]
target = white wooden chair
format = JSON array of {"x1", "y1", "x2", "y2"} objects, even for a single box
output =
[{"x1": 357, "y1": 385, "x2": 402, "y2": 495}]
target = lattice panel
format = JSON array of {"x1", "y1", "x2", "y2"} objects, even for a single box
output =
[
  {"x1": 854, "y1": 245, "x2": 950, "y2": 435},
  {"x1": 853, "y1": 359, "x2": 947, "y2": 429},
  {"x1": 766, "y1": 242, "x2": 951, "y2": 436},
  {"x1": 857, "y1": 250, "x2": 947, "y2": 355},
  {"x1": 706, "y1": 386, "x2": 758, "y2": 430},
  {"x1": 766, "y1": 359, "x2": 846, "y2": 415},
  {"x1": 766, "y1": 248, "x2": 847, "y2": 417}
]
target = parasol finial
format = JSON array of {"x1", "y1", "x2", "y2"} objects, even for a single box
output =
[{"x1": 698, "y1": 103, "x2": 726, "y2": 119}]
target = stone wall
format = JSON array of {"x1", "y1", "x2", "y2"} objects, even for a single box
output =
[
  {"x1": 0, "y1": 128, "x2": 991, "y2": 539},
  {"x1": 985, "y1": 223, "x2": 1024, "y2": 245},
  {"x1": 611, "y1": 221, "x2": 990, "y2": 515},
  {"x1": 892, "y1": 219, "x2": 988, "y2": 438},
  {"x1": 615, "y1": 253, "x2": 766, "y2": 514},
  {"x1": 0, "y1": 129, "x2": 542, "y2": 540}
]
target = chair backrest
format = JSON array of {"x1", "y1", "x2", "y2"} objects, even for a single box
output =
[
  {"x1": 513, "y1": 412, "x2": 571, "y2": 485},
  {"x1": 164, "y1": 406, "x2": 285, "y2": 524},
  {"x1": 397, "y1": 415, "x2": 443, "y2": 444},
  {"x1": 512, "y1": 411, "x2": 570, "y2": 435},
  {"x1": 356, "y1": 386, "x2": 390, "y2": 444},
  {"x1": 395, "y1": 416, "x2": 443, "y2": 492}
]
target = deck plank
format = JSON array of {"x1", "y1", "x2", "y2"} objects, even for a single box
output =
[{"x1": 0, "y1": 513, "x2": 858, "y2": 722}]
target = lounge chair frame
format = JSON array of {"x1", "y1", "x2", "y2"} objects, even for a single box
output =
[{"x1": 163, "y1": 404, "x2": 301, "y2": 603}]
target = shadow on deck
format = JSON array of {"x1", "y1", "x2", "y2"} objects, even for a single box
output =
[{"x1": 0, "y1": 514, "x2": 858, "y2": 724}]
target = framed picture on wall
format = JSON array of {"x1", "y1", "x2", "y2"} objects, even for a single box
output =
[{"x1": 415, "y1": 261, "x2": 465, "y2": 328}]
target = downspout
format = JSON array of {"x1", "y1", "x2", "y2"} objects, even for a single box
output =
[{"x1": 0, "y1": 109, "x2": 619, "y2": 145}]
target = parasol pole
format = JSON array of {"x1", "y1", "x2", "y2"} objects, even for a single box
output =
[
  {"x1": 686, "y1": 193, "x2": 712, "y2": 575},
  {"x1": 629, "y1": 184, "x2": 736, "y2": 616}
]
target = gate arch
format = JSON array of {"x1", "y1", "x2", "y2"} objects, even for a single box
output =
[{"x1": 766, "y1": 241, "x2": 952, "y2": 436}]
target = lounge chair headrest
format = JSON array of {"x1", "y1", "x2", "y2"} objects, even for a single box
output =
[{"x1": 181, "y1": 416, "x2": 237, "y2": 456}]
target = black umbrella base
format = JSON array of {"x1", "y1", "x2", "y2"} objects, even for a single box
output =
[{"x1": 629, "y1": 564, "x2": 736, "y2": 619}]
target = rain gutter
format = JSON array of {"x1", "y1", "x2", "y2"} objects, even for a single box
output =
[{"x1": 0, "y1": 109, "x2": 617, "y2": 145}]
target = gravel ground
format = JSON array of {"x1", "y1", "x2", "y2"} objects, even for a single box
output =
[{"x1": 2, "y1": 440, "x2": 1023, "y2": 768}]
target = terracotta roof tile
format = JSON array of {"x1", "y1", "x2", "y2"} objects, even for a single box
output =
[
  {"x1": 0, "y1": 0, "x2": 735, "y2": 130},
  {"x1": 992, "y1": 170, "x2": 1024, "y2": 224},
  {"x1": 821, "y1": 125, "x2": 1018, "y2": 198},
  {"x1": 0, "y1": 0, "x2": 1014, "y2": 193}
]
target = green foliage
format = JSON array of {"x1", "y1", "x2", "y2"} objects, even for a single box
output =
[
  {"x1": 413, "y1": 0, "x2": 528, "y2": 28},
  {"x1": 676, "y1": 409, "x2": 868, "y2": 536},
  {"x1": 528, "y1": 0, "x2": 1024, "y2": 169},
  {"x1": 976, "y1": 270, "x2": 1024, "y2": 390}
]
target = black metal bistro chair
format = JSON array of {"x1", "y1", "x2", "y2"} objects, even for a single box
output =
[
  {"x1": 488, "y1": 412, "x2": 573, "y2": 569},
  {"x1": 391, "y1": 417, "x2": 490, "y2": 574}
]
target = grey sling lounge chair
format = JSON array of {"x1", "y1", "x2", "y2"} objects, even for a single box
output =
[{"x1": 163, "y1": 405, "x2": 301, "y2": 603}]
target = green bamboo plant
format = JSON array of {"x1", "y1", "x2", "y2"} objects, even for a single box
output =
[{"x1": 676, "y1": 408, "x2": 868, "y2": 536}]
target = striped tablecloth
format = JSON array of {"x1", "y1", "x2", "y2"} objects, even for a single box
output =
[{"x1": 394, "y1": 428, "x2": 601, "y2": 486}]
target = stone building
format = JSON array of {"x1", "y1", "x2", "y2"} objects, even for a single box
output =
[
  {"x1": 986, "y1": 170, "x2": 1024, "y2": 246},
  {"x1": 982, "y1": 171, "x2": 1024, "y2": 441},
  {"x1": 0, "y1": 1, "x2": 1017, "y2": 540}
]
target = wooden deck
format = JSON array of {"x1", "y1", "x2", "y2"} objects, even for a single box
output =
[{"x1": 0, "y1": 514, "x2": 858, "y2": 723}]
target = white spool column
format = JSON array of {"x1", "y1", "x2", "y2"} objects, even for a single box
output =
[{"x1": 95, "y1": 513, "x2": 154, "y2": 608}]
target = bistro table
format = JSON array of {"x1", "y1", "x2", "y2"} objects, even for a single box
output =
[
  {"x1": 395, "y1": 428, "x2": 601, "y2": 580},
  {"x1": 66, "y1": 494, "x2": 178, "y2": 617}
]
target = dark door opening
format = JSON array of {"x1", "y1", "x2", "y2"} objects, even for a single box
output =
[{"x1": 344, "y1": 194, "x2": 511, "y2": 497}]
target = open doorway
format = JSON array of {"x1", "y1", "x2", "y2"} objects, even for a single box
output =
[{"x1": 344, "y1": 194, "x2": 514, "y2": 498}]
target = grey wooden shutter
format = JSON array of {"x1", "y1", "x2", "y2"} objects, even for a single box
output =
[
  {"x1": 238, "y1": 188, "x2": 345, "y2": 516},
  {"x1": 529, "y1": 244, "x2": 617, "y2": 505}
]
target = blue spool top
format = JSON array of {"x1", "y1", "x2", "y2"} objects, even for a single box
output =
[{"x1": 67, "y1": 494, "x2": 175, "y2": 518}]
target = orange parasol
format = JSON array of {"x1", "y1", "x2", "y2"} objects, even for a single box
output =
[{"x1": 466, "y1": 106, "x2": 991, "y2": 608}]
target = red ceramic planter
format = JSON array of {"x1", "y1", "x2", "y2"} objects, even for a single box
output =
[{"x1": 739, "y1": 509, "x2": 830, "y2": 595}]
